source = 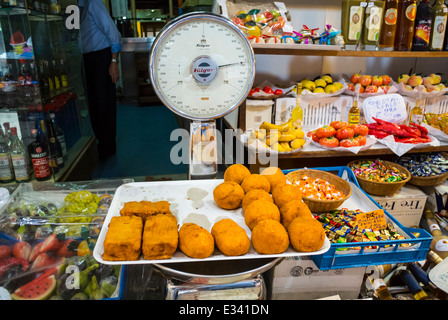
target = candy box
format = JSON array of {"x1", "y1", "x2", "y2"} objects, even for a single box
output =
[
  {"x1": 268, "y1": 256, "x2": 365, "y2": 300},
  {"x1": 370, "y1": 184, "x2": 427, "y2": 227}
]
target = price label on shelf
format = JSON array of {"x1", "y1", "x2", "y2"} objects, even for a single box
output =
[
  {"x1": 363, "y1": 93, "x2": 407, "y2": 124},
  {"x1": 357, "y1": 209, "x2": 388, "y2": 232}
]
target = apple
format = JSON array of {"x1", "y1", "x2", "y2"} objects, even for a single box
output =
[
  {"x1": 359, "y1": 75, "x2": 372, "y2": 86},
  {"x1": 365, "y1": 85, "x2": 378, "y2": 93},
  {"x1": 379, "y1": 85, "x2": 390, "y2": 94},
  {"x1": 381, "y1": 75, "x2": 391, "y2": 85},
  {"x1": 407, "y1": 75, "x2": 423, "y2": 87},
  {"x1": 350, "y1": 73, "x2": 361, "y2": 84},
  {"x1": 422, "y1": 76, "x2": 434, "y2": 87},
  {"x1": 347, "y1": 83, "x2": 355, "y2": 91},
  {"x1": 397, "y1": 74, "x2": 410, "y2": 84},
  {"x1": 372, "y1": 76, "x2": 383, "y2": 87},
  {"x1": 357, "y1": 85, "x2": 365, "y2": 93},
  {"x1": 430, "y1": 73, "x2": 442, "y2": 84},
  {"x1": 437, "y1": 83, "x2": 446, "y2": 90}
]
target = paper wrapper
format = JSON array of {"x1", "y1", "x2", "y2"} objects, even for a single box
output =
[
  {"x1": 309, "y1": 135, "x2": 377, "y2": 154},
  {"x1": 395, "y1": 82, "x2": 448, "y2": 98},
  {"x1": 240, "y1": 132, "x2": 310, "y2": 155},
  {"x1": 248, "y1": 80, "x2": 295, "y2": 99},
  {"x1": 371, "y1": 134, "x2": 440, "y2": 156}
]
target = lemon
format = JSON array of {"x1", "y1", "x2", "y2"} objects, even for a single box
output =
[{"x1": 314, "y1": 78, "x2": 327, "y2": 88}]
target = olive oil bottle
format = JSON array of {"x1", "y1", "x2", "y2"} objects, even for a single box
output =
[
  {"x1": 379, "y1": 0, "x2": 399, "y2": 50},
  {"x1": 430, "y1": 0, "x2": 448, "y2": 50},
  {"x1": 360, "y1": 0, "x2": 386, "y2": 50}
]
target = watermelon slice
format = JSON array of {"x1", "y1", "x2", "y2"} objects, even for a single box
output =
[{"x1": 10, "y1": 275, "x2": 56, "y2": 300}]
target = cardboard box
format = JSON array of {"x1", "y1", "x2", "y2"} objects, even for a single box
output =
[
  {"x1": 270, "y1": 256, "x2": 365, "y2": 300},
  {"x1": 245, "y1": 99, "x2": 274, "y2": 131},
  {"x1": 370, "y1": 184, "x2": 427, "y2": 227}
]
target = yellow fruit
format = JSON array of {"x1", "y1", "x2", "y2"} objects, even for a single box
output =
[
  {"x1": 271, "y1": 142, "x2": 285, "y2": 152},
  {"x1": 324, "y1": 84, "x2": 337, "y2": 94},
  {"x1": 259, "y1": 121, "x2": 290, "y2": 132},
  {"x1": 313, "y1": 87, "x2": 325, "y2": 93},
  {"x1": 290, "y1": 139, "x2": 306, "y2": 149},
  {"x1": 398, "y1": 74, "x2": 410, "y2": 84},
  {"x1": 321, "y1": 75, "x2": 333, "y2": 84},
  {"x1": 77, "y1": 240, "x2": 92, "y2": 256},
  {"x1": 333, "y1": 82, "x2": 343, "y2": 90},
  {"x1": 314, "y1": 78, "x2": 327, "y2": 88},
  {"x1": 302, "y1": 80, "x2": 316, "y2": 91},
  {"x1": 278, "y1": 133, "x2": 295, "y2": 142}
]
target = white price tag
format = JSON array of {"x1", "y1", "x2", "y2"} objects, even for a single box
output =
[{"x1": 363, "y1": 93, "x2": 407, "y2": 124}]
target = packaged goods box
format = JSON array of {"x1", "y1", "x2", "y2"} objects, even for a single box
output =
[
  {"x1": 269, "y1": 256, "x2": 365, "y2": 300},
  {"x1": 370, "y1": 184, "x2": 427, "y2": 227}
]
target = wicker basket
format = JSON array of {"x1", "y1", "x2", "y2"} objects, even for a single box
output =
[
  {"x1": 285, "y1": 169, "x2": 352, "y2": 213},
  {"x1": 406, "y1": 152, "x2": 448, "y2": 187},
  {"x1": 347, "y1": 160, "x2": 411, "y2": 196}
]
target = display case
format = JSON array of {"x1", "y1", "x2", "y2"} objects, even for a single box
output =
[{"x1": 0, "y1": 4, "x2": 94, "y2": 184}]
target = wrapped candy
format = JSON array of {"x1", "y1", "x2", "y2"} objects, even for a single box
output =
[{"x1": 318, "y1": 24, "x2": 344, "y2": 46}]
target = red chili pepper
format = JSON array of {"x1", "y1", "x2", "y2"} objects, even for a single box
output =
[
  {"x1": 372, "y1": 117, "x2": 401, "y2": 129},
  {"x1": 368, "y1": 129, "x2": 390, "y2": 139},
  {"x1": 394, "y1": 136, "x2": 431, "y2": 144},
  {"x1": 366, "y1": 123, "x2": 380, "y2": 129},
  {"x1": 409, "y1": 123, "x2": 429, "y2": 136},
  {"x1": 399, "y1": 124, "x2": 421, "y2": 138},
  {"x1": 0, "y1": 257, "x2": 29, "y2": 278},
  {"x1": 376, "y1": 124, "x2": 415, "y2": 138}
]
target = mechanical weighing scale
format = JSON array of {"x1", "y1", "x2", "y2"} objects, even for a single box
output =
[{"x1": 146, "y1": 12, "x2": 280, "y2": 300}]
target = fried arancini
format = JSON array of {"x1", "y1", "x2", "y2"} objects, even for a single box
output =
[
  {"x1": 211, "y1": 219, "x2": 250, "y2": 256},
  {"x1": 224, "y1": 164, "x2": 251, "y2": 185},
  {"x1": 260, "y1": 167, "x2": 287, "y2": 193},
  {"x1": 251, "y1": 219, "x2": 289, "y2": 254},
  {"x1": 241, "y1": 174, "x2": 270, "y2": 194},
  {"x1": 242, "y1": 189, "x2": 273, "y2": 212},
  {"x1": 179, "y1": 223, "x2": 215, "y2": 259},
  {"x1": 213, "y1": 181, "x2": 245, "y2": 210},
  {"x1": 288, "y1": 217, "x2": 326, "y2": 252},
  {"x1": 279, "y1": 200, "x2": 312, "y2": 229},
  {"x1": 244, "y1": 199, "x2": 280, "y2": 230},
  {"x1": 272, "y1": 184, "x2": 302, "y2": 209}
]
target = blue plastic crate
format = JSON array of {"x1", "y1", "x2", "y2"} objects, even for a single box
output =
[{"x1": 282, "y1": 166, "x2": 433, "y2": 270}]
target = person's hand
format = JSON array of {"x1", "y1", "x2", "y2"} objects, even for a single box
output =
[{"x1": 109, "y1": 61, "x2": 119, "y2": 84}]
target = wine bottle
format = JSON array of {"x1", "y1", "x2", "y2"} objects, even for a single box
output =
[
  {"x1": 49, "y1": 112, "x2": 66, "y2": 159},
  {"x1": 28, "y1": 128, "x2": 51, "y2": 181},
  {"x1": 46, "y1": 116, "x2": 64, "y2": 169},
  {"x1": 398, "y1": 269, "x2": 429, "y2": 300},
  {"x1": 9, "y1": 127, "x2": 30, "y2": 183},
  {"x1": 424, "y1": 208, "x2": 448, "y2": 259},
  {"x1": 39, "y1": 120, "x2": 58, "y2": 174},
  {"x1": 412, "y1": 0, "x2": 433, "y2": 51}
]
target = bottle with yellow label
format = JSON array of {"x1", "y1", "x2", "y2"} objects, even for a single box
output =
[
  {"x1": 348, "y1": 84, "x2": 361, "y2": 125},
  {"x1": 292, "y1": 83, "x2": 303, "y2": 129},
  {"x1": 378, "y1": 0, "x2": 398, "y2": 51},
  {"x1": 360, "y1": 0, "x2": 386, "y2": 50},
  {"x1": 429, "y1": 0, "x2": 448, "y2": 50},
  {"x1": 342, "y1": 0, "x2": 367, "y2": 50},
  {"x1": 409, "y1": 90, "x2": 424, "y2": 124}
]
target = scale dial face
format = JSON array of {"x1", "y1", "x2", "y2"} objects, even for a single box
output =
[{"x1": 150, "y1": 13, "x2": 255, "y2": 120}]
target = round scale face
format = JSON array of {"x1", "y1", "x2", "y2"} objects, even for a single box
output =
[{"x1": 150, "y1": 13, "x2": 255, "y2": 120}]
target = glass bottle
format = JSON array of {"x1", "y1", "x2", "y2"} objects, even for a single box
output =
[
  {"x1": 39, "y1": 120, "x2": 58, "y2": 174},
  {"x1": 9, "y1": 127, "x2": 30, "y2": 182},
  {"x1": 292, "y1": 83, "x2": 303, "y2": 129},
  {"x1": 28, "y1": 128, "x2": 51, "y2": 181},
  {"x1": 361, "y1": 0, "x2": 386, "y2": 50},
  {"x1": 49, "y1": 112, "x2": 66, "y2": 159},
  {"x1": 394, "y1": 0, "x2": 418, "y2": 50},
  {"x1": 46, "y1": 116, "x2": 64, "y2": 169},
  {"x1": 349, "y1": 84, "x2": 361, "y2": 125},
  {"x1": 424, "y1": 209, "x2": 448, "y2": 259},
  {"x1": 44, "y1": 61, "x2": 54, "y2": 92},
  {"x1": 52, "y1": 60, "x2": 60, "y2": 90},
  {"x1": 341, "y1": 0, "x2": 366, "y2": 50},
  {"x1": 398, "y1": 269, "x2": 429, "y2": 300},
  {"x1": 39, "y1": 61, "x2": 49, "y2": 99},
  {"x1": 0, "y1": 127, "x2": 14, "y2": 183},
  {"x1": 3, "y1": 122, "x2": 11, "y2": 147},
  {"x1": 409, "y1": 90, "x2": 424, "y2": 124},
  {"x1": 60, "y1": 59, "x2": 68, "y2": 88},
  {"x1": 18, "y1": 61, "x2": 26, "y2": 86},
  {"x1": 379, "y1": 0, "x2": 399, "y2": 50},
  {"x1": 412, "y1": 0, "x2": 433, "y2": 51},
  {"x1": 370, "y1": 276, "x2": 393, "y2": 299},
  {"x1": 430, "y1": 0, "x2": 448, "y2": 50}
]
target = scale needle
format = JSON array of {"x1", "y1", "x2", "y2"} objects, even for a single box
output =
[{"x1": 219, "y1": 62, "x2": 244, "y2": 68}]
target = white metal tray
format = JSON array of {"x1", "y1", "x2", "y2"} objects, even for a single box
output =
[{"x1": 93, "y1": 180, "x2": 331, "y2": 265}]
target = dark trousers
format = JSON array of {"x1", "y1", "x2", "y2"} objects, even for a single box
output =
[{"x1": 83, "y1": 47, "x2": 117, "y2": 158}]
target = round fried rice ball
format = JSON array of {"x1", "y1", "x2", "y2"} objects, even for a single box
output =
[
  {"x1": 288, "y1": 217, "x2": 325, "y2": 252},
  {"x1": 241, "y1": 174, "x2": 270, "y2": 194},
  {"x1": 213, "y1": 181, "x2": 245, "y2": 210},
  {"x1": 251, "y1": 219, "x2": 289, "y2": 254},
  {"x1": 224, "y1": 164, "x2": 251, "y2": 185},
  {"x1": 244, "y1": 199, "x2": 280, "y2": 230},
  {"x1": 242, "y1": 189, "x2": 273, "y2": 212},
  {"x1": 272, "y1": 184, "x2": 302, "y2": 209},
  {"x1": 260, "y1": 167, "x2": 286, "y2": 193},
  {"x1": 211, "y1": 219, "x2": 250, "y2": 256},
  {"x1": 179, "y1": 223, "x2": 215, "y2": 259},
  {"x1": 279, "y1": 200, "x2": 312, "y2": 229}
]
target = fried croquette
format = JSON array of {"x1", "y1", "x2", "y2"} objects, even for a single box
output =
[
  {"x1": 142, "y1": 214, "x2": 178, "y2": 260},
  {"x1": 224, "y1": 164, "x2": 251, "y2": 184},
  {"x1": 103, "y1": 215, "x2": 143, "y2": 261},
  {"x1": 288, "y1": 216, "x2": 326, "y2": 252},
  {"x1": 179, "y1": 223, "x2": 215, "y2": 259},
  {"x1": 272, "y1": 184, "x2": 302, "y2": 209},
  {"x1": 251, "y1": 219, "x2": 289, "y2": 254},
  {"x1": 244, "y1": 199, "x2": 280, "y2": 230},
  {"x1": 241, "y1": 174, "x2": 270, "y2": 194},
  {"x1": 211, "y1": 219, "x2": 250, "y2": 256},
  {"x1": 279, "y1": 200, "x2": 312, "y2": 229},
  {"x1": 120, "y1": 200, "x2": 171, "y2": 221},
  {"x1": 242, "y1": 189, "x2": 273, "y2": 212},
  {"x1": 213, "y1": 181, "x2": 245, "y2": 210},
  {"x1": 261, "y1": 167, "x2": 287, "y2": 193}
]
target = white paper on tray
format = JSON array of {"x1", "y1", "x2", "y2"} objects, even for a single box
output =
[
  {"x1": 241, "y1": 132, "x2": 310, "y2": 155},
  {"x1": 371, "y1": 134, "x2": 440, "y2": 156},
  {"x1": 309, "y1": 135, "x2": 377, "y2": 154},
  {"x1": 93, "y1": 180, "x2": 331, "y2": 265},
  {"x1": 420, "y1": 122, "x2": 448, "y2": 142},
  {"x1": 396, "y1": 82, "x2": 448, "y2": 98}
]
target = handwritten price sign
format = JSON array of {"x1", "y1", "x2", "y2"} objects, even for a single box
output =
[
  {"x1": 357, "y1": 209, "x2": 388, "y2": 231},
  {"x1": 363, "y1": 94, "x2": 407, "y2": 124}
]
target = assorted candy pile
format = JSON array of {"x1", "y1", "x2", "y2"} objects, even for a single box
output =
[
  {"x1": 292, "y1": 175, "x2": 345, "y2": 201},
  {"x1": 396, "y1": 153, "x2": 448, "y2": 177},
  {"x1": 349, "y1": 159, "x2": 408, "y2": 183},
  {"x1": 315, "y1": 209, "x2": 409, "y2": 250}
]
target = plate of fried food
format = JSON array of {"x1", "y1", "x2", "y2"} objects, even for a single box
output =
[{"x1": 93, "y1": 165, "x2": 331, "y2": 265}]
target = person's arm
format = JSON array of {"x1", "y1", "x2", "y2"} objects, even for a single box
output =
[{"x1": 110, "y1": 51, "x2": 120, "y2": 84}]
